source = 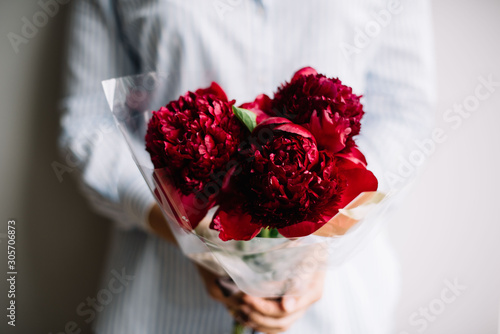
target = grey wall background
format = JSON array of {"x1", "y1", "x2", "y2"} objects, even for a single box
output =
[
  {"x1": 0, "y1": 0, "x2": 499, "y2": 333},
  {"x1": 0, "y1": 2, "x2": 110, "y2": 333}
]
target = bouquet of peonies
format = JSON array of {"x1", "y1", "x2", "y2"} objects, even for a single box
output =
[{"x1": 103, "y1": 67, "x2": 389, "y2": 331}]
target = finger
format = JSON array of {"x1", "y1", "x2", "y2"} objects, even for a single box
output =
[
  {"x1": 227, "y1": 306, "x2": 240, "y2": 320},
  {"x1": 204, "y1": 279, "x2": 244, "y2": 309},
  {"x1": 278, "y1": 272, "x2": 326, "y2": 313},
  {"x1": 279, "y1": 294, "x2": 317, "y2": 314},
  {"x1": 242, "y1": 293, "x2": 315, "y2": 318},
  {"x1": 196, "y1": 265, "x2": 245, "y2": 309},
  {"x1": 240, "y1": 304, "x2": 306, "y2": 333},
  {"x1": 217, "y1": 290, "x2": 245, "y2": 310},
  {"x1": 216, "y1": 277, "x2": 240, "y2": 297},
  {"x1": 241, "y1": 295, "x2": 288, "y2": 318},
  {"x1": 225, "y1": 292, "x2": 245, "y2": 310}
]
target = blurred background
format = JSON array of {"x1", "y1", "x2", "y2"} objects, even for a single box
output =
[{"x1": 0, "y1": 0, "x2": 499, "y2": 333}]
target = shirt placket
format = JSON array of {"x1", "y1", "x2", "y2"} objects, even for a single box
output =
[{"x1": 252, "y1": 0, "x2": 273, "y2": 93}]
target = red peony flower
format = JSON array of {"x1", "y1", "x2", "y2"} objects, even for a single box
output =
[
  {"x1": 145, "y1": 82, "x2": 246, "y2": 228},
  {"x1": 267, "y1": 67, "x2": 364, "y2": 154},
  {"x1": 210, "y1": 117, "x2": 378, "y2": 240}
]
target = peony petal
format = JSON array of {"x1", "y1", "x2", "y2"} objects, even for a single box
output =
[
  {"x1": 312, "y1": 77, "x2": 338, "y2": 99},
  {"x1": 220, "y1": 165, "x2": 240, "y2": 194},
  {"x1": 154, "y1": 168, "x2": 213, "y2": 230},
  {"x1": 336, "y1": 144, "x2": 368, "y2": 167},
  {"x1": 337, "y1": 159, "x2": 378, "y2": 208},
  {"x1": 278, "y1": 220, "x2": 325, "y2": 238},
  {"x1": 204, "y1": 135, "x2": 215, "y2": 152},
  {"x1": 276, "y1": 123, "x2": 316, "y2": 142},
  {"x1": 254, "y1": 116, "x2": 291, "y2": 130},
  {"x1": 210, "y1": 207, "x2": 262, "y2": 241},
  {"x1": 180, "y1": 192, "x2": 213, "y2": 229},
  {"x1": 291, "y1": 67, "x2": 318, "y2": 82},
  {"x1": 308, "y1": 108, "x2": 350, "y2": 154},
  {"x1": 240, "y1": 94, "x2": 273, "y2": 123},
  {"x1": 195, "y1": 82, "x2": 228, "y2": 102}
]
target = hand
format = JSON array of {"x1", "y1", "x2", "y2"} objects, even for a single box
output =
[
  {"x1": 147, "y1": 204, "x2": 177, "y2": 245},
  {"x1": 196, "y1": 264, "x2": 245, "y2": 313},
  {"x1": 239, "y1": 271, "x2": 325, "y2": 334},
  {"x1": 151, "y1": 204, "x2": 326, "y2": 333},
  {"x1": 197, "y1": 264, "x2": 326, "y2": 334}
]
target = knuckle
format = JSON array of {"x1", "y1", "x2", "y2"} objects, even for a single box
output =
[{"x1": 263, "y1": 303, "x2": 273, "y2": 314}]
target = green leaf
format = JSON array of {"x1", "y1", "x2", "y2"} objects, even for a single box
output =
[{"x1": 232, "y1": 106, "x2": 257, "y2": 132}]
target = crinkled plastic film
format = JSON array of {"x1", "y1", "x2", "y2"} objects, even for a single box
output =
[{"x1": 102, "y1": 72, "x2": 395, "y2": 297}]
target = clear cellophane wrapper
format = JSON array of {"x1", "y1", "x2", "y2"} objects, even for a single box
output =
[{"x1": 102, "y1": 72, "x2": 395, "y2": 298}]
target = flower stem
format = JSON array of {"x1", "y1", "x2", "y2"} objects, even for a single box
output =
[
  {"x1": 232, "y1": 321, "x2": 246, "y2": 334},
  {"x1": 258, "y1": 227, "x2": 271, "y2": 238}
]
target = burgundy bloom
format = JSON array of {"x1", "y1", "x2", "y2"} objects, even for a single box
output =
[
  {"x1": 146, "y1": 82, "x2": 246, "y2": 228},
  {"x1": 210, "y1": 117, "x2": 377, "y2": 241},
  {"x1": 240, "y1": 94, "x2": 272, "y2": 124},
  {"x1": 270, "y1": 67, "x2": 364, "y2": 154}
]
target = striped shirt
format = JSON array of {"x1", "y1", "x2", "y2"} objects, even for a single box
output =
[{"x1": 59, "y1": 0, "x2": 435, "y2": 333}]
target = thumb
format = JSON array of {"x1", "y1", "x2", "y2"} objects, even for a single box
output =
[{"x1": 280, "y1": 296, "x2": 297, "y2": 313}]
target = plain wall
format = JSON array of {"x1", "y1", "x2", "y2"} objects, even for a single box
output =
[
  {"x1": 0, "y1": 2, "x2": 110, "y2": 333},
  {"x1": 0, "y1": 1, "x2": 499, "y2": 333},
  {"x1": 390, "y1": 1, "x2": 500, "y2": 333}
]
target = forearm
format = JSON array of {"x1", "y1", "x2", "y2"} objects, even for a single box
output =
[{"x1": 59, "y1": 0, "x2": 155, "y2": 231}]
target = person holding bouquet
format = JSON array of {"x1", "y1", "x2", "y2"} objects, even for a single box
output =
[{"x1": 59, "y1": 0, "x2": 435, "y2": 333}]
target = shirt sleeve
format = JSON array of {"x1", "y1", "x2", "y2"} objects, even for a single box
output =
[
  {"x1": 357, "y1": 0, "x2": 436, "y2": 193},
  {"x1": 58, "y1": 0, "x2": 155, "y2": 231}
]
